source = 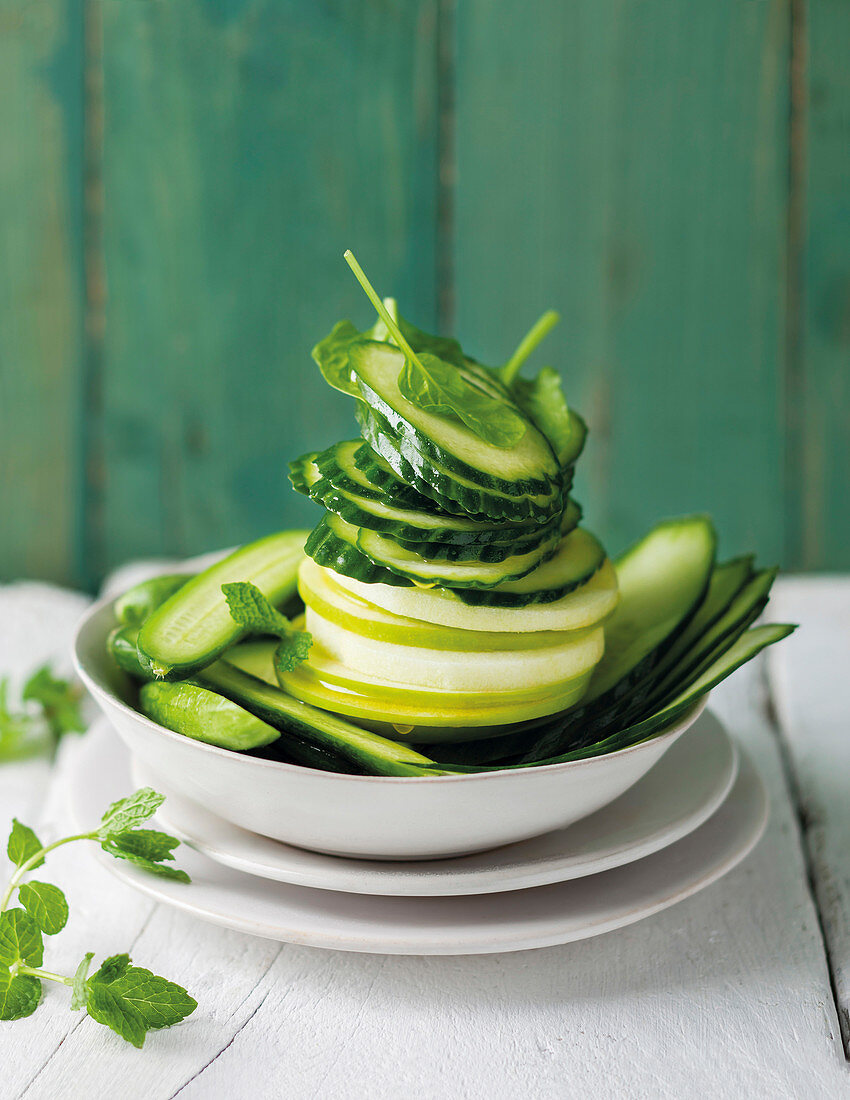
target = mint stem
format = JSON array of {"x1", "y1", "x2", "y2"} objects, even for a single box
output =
[
  {"x1": 0, "y1": 832, "x2": 97, "y2": 912},
  {"x1": 500, "y1": 310, "x2": 560, "y2": 385},
  {"x1": 18, "y1": 966, "x2": 73, "y2": 985}
]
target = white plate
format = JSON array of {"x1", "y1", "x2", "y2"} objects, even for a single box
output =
[
  {"x1": 129, "y1": 710, "x2": 737, "y2": 896},
  {"x1": 68, "y1": 724, "x2": 766, "y2": 955}
]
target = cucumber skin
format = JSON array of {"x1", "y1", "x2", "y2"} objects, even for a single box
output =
[
  {"x1": 137, "y1": 530, "x2": 309, "y2": 681},
  {"x1": 305, "y1": 516, "x2": 412, "y2": 587},
  {"x1": 351, "y1": 344, "x2": 560, "y2": 497},
  {"x1": 115, "y1": 574, "x2": 190, "y2": 627},
  {"x1": 357, "y1": 405, "x2": 563, "y2": 522},
  {"x1": 139, "y1": 680, "x2": 280, "y2": 751},
  {"x1": 288, "y1": 453, "x2": 320, "y2": 497},
  {"x1": 108, "y1": 626, "x2": 150, "y2": 680},
  {"x1": 315, "y1": 440, "x2": 427, "y2": 511}
]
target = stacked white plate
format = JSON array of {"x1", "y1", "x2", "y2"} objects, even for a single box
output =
[{"x1": 69, "y1": 710, "x2": 767, "y2": 955}]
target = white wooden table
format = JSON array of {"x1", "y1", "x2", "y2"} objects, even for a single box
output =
[{"x1": 1, "y1": 577, "x2": 849, "y2": 1099}]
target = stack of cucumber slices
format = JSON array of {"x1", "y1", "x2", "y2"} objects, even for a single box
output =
[{"x1": 106, "y1": 252, "x2": 796, "y2": 777}]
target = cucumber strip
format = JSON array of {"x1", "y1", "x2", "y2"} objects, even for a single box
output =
[
  {"x1": 305, "y1": 514, "x2": 412, "y2": 587},
  {"x1": 115, "y1": 574, "x2": 191, "y2": 627},
  {"x1": 329, "y1": 556, "x2": 619, "y2": 632},
  {"x1": 437, "y1": 624, "x2": 797, "y2": 773},
  {"x1": 298, "y1": 556, "x2": 596, "y2": 651},
  {"x1": 451, "y1": 527, "x2": 606, "y2": 607},
  {"x1": 137, "y1": 530, "x2": 309, "y2": 680},
  {"x1": 288, "y1": 453, "x2": 321, "y2": 496},
  {"x1": 198, "y1": 661, "x2": 445, "y2": 776},
  {"x1": 357, "y1": 404, "x2": 562, "y2": 522},
  {"x1": 139, "y1": 680, "x2": 280, "y2": 751},
  {"x1": 350, "y1": 340, "x2": 560, "y2": 495},
  {"x1": 355, "y1": 524, "x2": 561, "y2": 589}
]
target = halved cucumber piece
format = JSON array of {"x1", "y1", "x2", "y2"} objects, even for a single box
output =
[
  {"x1": 350, "y1": 340, "x2": 560, "y2": 495},
  {"x1": 139, "y1": 680, "x2": 280, "y2": 750},
  {"x1": 277, "y1": 662, "x2": 594, "y2": 741},
  {"x1": 355, "y1": 524, "x2": 561, "y2": 589},
  {"x1": 137, "y1": 530, "x2": 309, "y2": 680},
  {"x1": 115, "y1": 574, "x2": 191, "y2": 627},
  {"x1": 451, "y1": 527, "x2": 606, "y2": 607},
  {"x1": 305, "y1": 607, "x2": 605, "y2": 693},
  {"x1": 305, "y1": 514, "x2": 411, "y2": 587},
  {"x1": 330, "y1": 556, "x2": 619, "y2": 633},
  {"x1": 198, "y1": 661, "x2": 443, "y2": 776},
  {"x1": 357, "y1": 405, "x2": 562, "y2": 522}
]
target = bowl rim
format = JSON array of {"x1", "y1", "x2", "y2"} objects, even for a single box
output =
[{"x1": 74, "y1": 592, "x2": 707, "y2": 786}]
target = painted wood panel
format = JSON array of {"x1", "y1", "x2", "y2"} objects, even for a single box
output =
[
  {"x1": 0, "y1": 0, "x2": 85, "y2": 584},
  {"x1": 97, "y1": 0, "x2": 440, "y2": 574},
  {"x1": 453, "y1": 0, "x2": 790, "y2": 565}
]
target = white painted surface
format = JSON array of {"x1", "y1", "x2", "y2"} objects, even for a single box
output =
[{"x1": 0, "y1": 578, "x2": 849, "y2": 1098}]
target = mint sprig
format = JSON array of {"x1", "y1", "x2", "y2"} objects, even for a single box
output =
[
  {"x1": 0, "y1": 788, "x2": 196, "y2": 1045},
  {"x1": 222, "y1": 581, "x2": 313, "y2": 674},
  {"x1": 0, "y1": 666, "x2": 84, "y2": 763}
]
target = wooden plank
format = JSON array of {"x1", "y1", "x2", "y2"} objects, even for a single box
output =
[
  {"x1": 769, "y1": 576, "x2": 850, "y2": 1056},
  {"x1": 454, "y1": 0, "x2": 789, "y2": 564},
  {"x1": 0, "y1": 0, "x2": 85, "y2": 584},
  {"x1": 792, "y1": 0, "x2": 850, "y2": 569},
  {"x1": 6, "y1": 660, "x2": 847, "y2": 1095},
  {"x1": 98, "y1": 0, "x2": 440, "y2": 575}
]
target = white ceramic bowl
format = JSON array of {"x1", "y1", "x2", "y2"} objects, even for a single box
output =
[{"x1": 74, "y1": 597, "x2": 706, "y2": 860}]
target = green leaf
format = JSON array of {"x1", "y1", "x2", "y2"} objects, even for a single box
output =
[
  {"x1": 90, "y1": 953, "x2": 131, "y2": 985},
  {"x1": 86, "y1": 981, "x2": 147, "y2": 1047},
  {"x1": 397, "y1": 352, "x2": 527, "y2": 449},
  {"x1": 369, "y1": 302, "x2": 467, "y2": 369},
  {"x1": 0, "y1": 909, "x2": 44, "y2": 968},
  {"x1": 510, "y1": 368, "x2": 573, "y2": 465},
  {"x1": 311, "y1": 320, "x2": 363, "y2": 397},
  {"x1": 0, "y1": 968, "x2": 41, "y2": 1021},
  {"x1": 106, "y1": 829, "x2": 180, "y2": 864},
  {"x1": 0, "y1": 680, "x2": 41, "y2": 762},
  {"x1": 99, "y1": 788, "x2": 164, "y2": 836},
  {"x1": 105, "y1": 967, "x2": 197, "y2": 1031},
  {"x1": 222, "y1": 582, "x2": 312, "y2": 673},
  {"x1": 18, "y1": 882, "x2": 69, "y2": 935},
  {"x1": 7, "y1": 819, "x2": 44, "y2": 870},
  {"x1": 100, "y1": 842, "x2": 191, "y2": 883},
  {"x1": 22, "y1": 666, "x2": 85, "y2": 742},
  {"x1": 71, "y1": 952, "x2": 95, "y2": 1010}
]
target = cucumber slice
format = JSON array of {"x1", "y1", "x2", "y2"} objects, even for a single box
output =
[
  {"x1": 451, "y1": 527, "x2": 606, "y2": 607},
  {"x1": 350, "y1": 340, "x2": 560, "y2": 495},
  {"x1": 288, "y1": 453, "x2": 321, "y2": 497},
  {"x1": 316, "y1": 439, "x2": 428, "y2": 511},
  {"x1": 137, "y1": 530, "x2": 309, "y2": 680},
  {"x1": 305, "y1": 608, "x2": 604, "y2": 693},
  {"x1": 330, "y1": 556, "x2": 619, "y2": 633},
  {"x1": 358, "y1": 404, "x2": 562, "y2": 522},
  {"x1": 355, "y1": 524, "x2": 561, "y2": 589},
  {"x1": 115, "y1": 574, "x2": 190, "y2": 627},
  {"x1": 108, "y1": 626, "x2": 149, "y2": 680},
  {"x1": 198, "y1": 661, "x2": 443, "y2": 776},
  {"x1": 139, "y1": 680, "x2": 280, "y2": 751},
  {"x1": 305, "y1": 514, "x2": 412, "y2": 587},
  {"x1": 298, "y1": 556, "x2": 595, "y2": 651}
]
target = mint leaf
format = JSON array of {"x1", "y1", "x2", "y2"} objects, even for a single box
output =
[
  {"x1": 86, "y1": 957, "x2": 197, "y2": 1046},
  {"x1": 0, "y1": 909, "x2": 44, "y2": 967},
  {"x1": 100, "y1": 842, "x2": 191, "y2": 883},
  {"x1": 0, "y1": 680, "x2": 39, "y2": 762},
  {"x1": 18, "y1": 882, "x2": 69, "y2": 935},
  {"x1": 106, "y1": 829, "x2": 179, "y2": 864},
  {"x1": 86, "y1": 981, "x2": 147, "y2": 1047},
  {"x1": 395, "y1": 351, "x2": 527, "y2": 449},
  {"x1": 71, "y1": 952, "x2": 95, "y2": 1010},
  {"x1": 22, "y1": 666, "x2": 85, "y2": 743},
  {"x1": 7, "y1": 819, "x2": 44, "y2": 870},
  {"x1": 90, "y1": 953, "x2": 131, "y2": 985},
  {"x1": 105, "y1": 967, "x2": 197, "y2": 1031},
  {"x1": 0, "y1": 968, "x2": 41, "y2": 1021},
  {"x1": 311, "y1": 319, "x2": 363, "y2": 397},
  {"x1": 511, "y1": 367, "x2": 574, "y2": 465},
  {"x1": 222, "y1": 582, "x2": 312, "y2": 673},
  {"x1": 99, "y1": 788, "x2": 164, "y2": 836}
]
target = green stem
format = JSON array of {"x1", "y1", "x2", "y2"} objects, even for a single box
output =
[
  {"x1": 0, "y1": 832, "x2": 96, "y2": 912},
  {"x1": 343, "y1": 251, "x2": 422, "y2": 367},
  {"x1": 19, "y1": 966, "x2": 73, "y2": 985},
  {"x1": 500, "y1": 310, "x2": 560, "y2": 385}
]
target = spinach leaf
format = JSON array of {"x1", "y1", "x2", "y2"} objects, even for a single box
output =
[
  {"x1": 311, "y1": 320, "x2": 363, "y2": 397},
  {"x1": 510, "y1": 367, "x2": 573, "y2": 464}
]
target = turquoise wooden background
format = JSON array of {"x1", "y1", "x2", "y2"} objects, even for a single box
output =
[{"x1": 1, "y1": 0, "x2": 848, "y2": 589}]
